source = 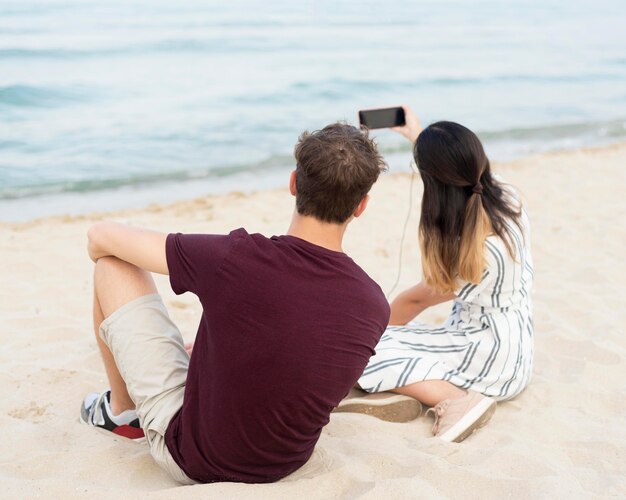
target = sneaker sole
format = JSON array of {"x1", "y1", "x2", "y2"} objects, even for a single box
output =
[
  {"x1": 334, "y1": 396, "x2": 423, "y2": 423},
  {"x1": 78, "y1": 415, "x2": 147, "y2": 444},
  {"x1": 438, "y1": 398, "x2": 496, "y2": 443}
]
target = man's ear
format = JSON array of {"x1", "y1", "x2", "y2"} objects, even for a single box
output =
[
  {"x1": 353, "y1": 194, "x2": 370, "y2": 218},
  {"x1": 289, "y1": 170, "x2": 297, "y2": 196}
]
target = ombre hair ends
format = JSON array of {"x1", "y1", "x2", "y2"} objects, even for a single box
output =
[{"x1": 415, "y1": 121, "x2": 523, "y2": 294}]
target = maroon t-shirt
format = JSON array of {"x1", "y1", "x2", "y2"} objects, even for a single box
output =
[{"x1": 164, "y1": 228, "x2": 389, "y2": 483}]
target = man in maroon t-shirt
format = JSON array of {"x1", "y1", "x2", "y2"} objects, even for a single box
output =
[{"x1": 80, "y1": 123, "x2": 390, "y2": 484}]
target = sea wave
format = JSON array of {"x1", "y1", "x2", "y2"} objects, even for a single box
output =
[
  {"x1": 0, "y1": 152, "x2": 294, "y2": 200},
  {"x1": 369, "y1": 118, "x2": 626, "y2": 157},
  {"x1": 0, "y1": 38, "x2": 305, "y2": 60},
  {"x1": 0, "y1": 84, "x2": 93, "y2": 108},
  {"x1": 479, "y1": 119, "x2": 626, "y2": 141},
  {"x1": 233, "y1": 73, "x2": 626, "y2": 105},
  {"x1": 2, "y1": 118, "x2": 625, "y2": 201}
]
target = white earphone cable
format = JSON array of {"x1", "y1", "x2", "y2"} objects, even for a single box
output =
[{"x1": 386, "y1": 163, "x2": 417, "y2": 300}]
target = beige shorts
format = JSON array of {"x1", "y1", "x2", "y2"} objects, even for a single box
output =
[{"x1": 99, "y1": 293, "x2": 196, "y2": 485}]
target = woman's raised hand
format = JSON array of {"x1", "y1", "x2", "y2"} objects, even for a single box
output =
[{"x1": 392, "y1": 105, "x2": 422, "y2": 143}]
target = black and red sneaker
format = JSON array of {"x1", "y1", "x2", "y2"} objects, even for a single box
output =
[{"x1": 79, "y1": 390, "x2": 145, "y2": 441}]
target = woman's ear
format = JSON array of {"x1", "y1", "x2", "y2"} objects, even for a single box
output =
[
  {"x1": 353, "y1": 194, "x2": 370, "y2": 218},
  {"x1": 289, "y1": 170, "x2": 297, "y2": 196}
]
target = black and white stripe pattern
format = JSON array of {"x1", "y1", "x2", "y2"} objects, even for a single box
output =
[{"x1": 358, "y1": 197, "x2": 534, "y2": 401}]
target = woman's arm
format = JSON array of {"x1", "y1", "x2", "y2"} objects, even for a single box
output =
[
  {"x1": 392, "y1": 105, "x2": 422, "y2": 143},
  {"x1": 389, "y1": 281, "x2": 455, "y2": 326}
]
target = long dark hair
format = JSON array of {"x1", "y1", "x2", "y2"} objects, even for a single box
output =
[{"x1": 415, "y1": 121, "x2": 522, "y2": 293}]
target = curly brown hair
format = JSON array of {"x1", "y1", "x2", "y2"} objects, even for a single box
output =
[{"x1": 294, "y1": 123, "x2": 387, "y2": 224}]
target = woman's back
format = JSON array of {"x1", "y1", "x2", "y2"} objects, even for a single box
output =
[
  {"x1": 446, "y1": 189, "x2": 534, "y2": 400},
  {"x1": 454, "y1": 195, "x2": 533, "y2": 322}
]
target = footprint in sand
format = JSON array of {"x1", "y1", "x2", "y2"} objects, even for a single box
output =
[
  {"x1": 40, "y1": 368, "x2": 78, "y2": 385},
  {"x1": 9, "y1": 401, "x2": 49, "y2": 421}
]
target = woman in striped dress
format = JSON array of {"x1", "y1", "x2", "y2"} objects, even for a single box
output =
[{"x1": 357, "y1": 107, "x2": 534, "y2": 442}]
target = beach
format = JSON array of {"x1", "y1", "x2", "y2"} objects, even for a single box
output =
[{"x1": 1, "y1": 143, "x2": 625, "y2": 499}]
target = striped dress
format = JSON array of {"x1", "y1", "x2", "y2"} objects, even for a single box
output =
[{"x1": 358, "y1": 200, "x2": 534, "y2": 402}]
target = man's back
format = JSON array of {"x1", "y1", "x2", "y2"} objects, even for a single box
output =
[{"x1": 165, "y1": 228, "x2": 390, "y2": 483}]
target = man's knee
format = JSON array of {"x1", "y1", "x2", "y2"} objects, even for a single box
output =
[
  {"x1": 95, "y1": 256, "x2": 148, "y2": 284},
  {"x1": 94, "y1": 257, "x2": 157, "y2": 316},
  {"x1": 94, "y1": 255, "x2": 125, "y2": 275}
]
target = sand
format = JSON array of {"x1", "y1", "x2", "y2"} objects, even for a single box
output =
[{"x1": 1, "y1": 143, "x2": 625, "y2": 499}]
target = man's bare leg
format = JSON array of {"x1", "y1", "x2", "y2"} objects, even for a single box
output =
[{"x1": 93, "y1": 256, "x2": 157, "y2": 415}]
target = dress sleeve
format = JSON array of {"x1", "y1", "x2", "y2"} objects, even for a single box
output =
[{"x1": 165, "y1": 229, "x2": 244, "y2": 296}]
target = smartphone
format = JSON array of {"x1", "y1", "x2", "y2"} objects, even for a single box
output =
[{"x1": 358, "y1": 107, "x2": 406, "y2": 129}]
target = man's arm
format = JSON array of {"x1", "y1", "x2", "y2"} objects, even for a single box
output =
[
  {"x1": 87, "y1": 221, "x2": 169, "y2": 275},
  {"x1": 389, "y1": 281, "x2": 455, "y2": 326}
]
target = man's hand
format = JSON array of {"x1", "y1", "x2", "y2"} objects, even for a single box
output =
[
  {"x1": 392, "y1": 105, "x2": 422, "y2": 143},
  {"x1": 87, "y1": 221, "x2": 169, "y2": 275},
  {"x1": 185, "y1": 342, "x2": 194, "y2": 357}
]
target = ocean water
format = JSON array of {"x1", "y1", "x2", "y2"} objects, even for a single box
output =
[{"x1": 1, "y1": 0, "x2": 626, "y2": 221}]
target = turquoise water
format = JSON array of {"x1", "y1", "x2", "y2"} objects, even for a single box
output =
[{"x1": 1, "y1": 0, "x2": 626, "y2": 220}]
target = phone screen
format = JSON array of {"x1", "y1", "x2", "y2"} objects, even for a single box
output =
[{"x1": 358, "y1": 107, "x2": 406, "y2": 129}]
